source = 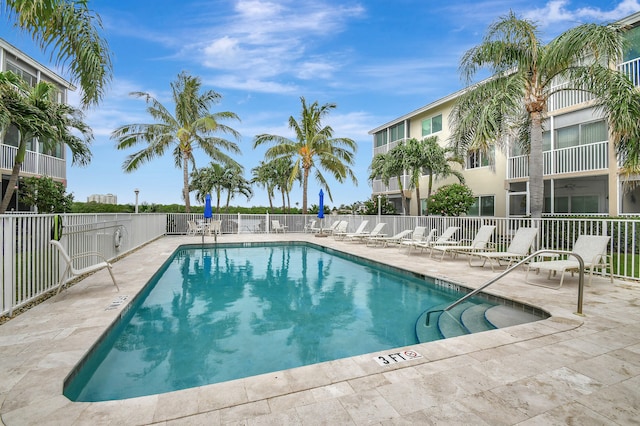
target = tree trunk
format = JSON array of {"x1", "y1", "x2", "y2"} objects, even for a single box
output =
[
  {"x1": 281, "y1": 190, "x2": 286, "y2": 212},
  {"x1": 0, "y1": 141, "x2": 27, "y2": 213},
  {"x1": 225, "y1": 190, "x2": 231, "y2": 213},
  {"x1": 415, "y1": 183, "x2": 422, "y2": 216},
  {"x1": 425, "y1": 174, "x2": 434, "y2": 215},
  {"x1": 529, "y1": 111, "x2": 544, "y2": 218},
  {"x1": 396, "y1": 176, "x2": 407, "y2": 215},
  {"x1": 183, "y1": 156, "x2": 191, "y2": 213},
  {"x1": 302, "y1": 167, "x2": 310, "y2": 214}
]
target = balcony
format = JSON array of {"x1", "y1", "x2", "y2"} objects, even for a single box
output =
[
  {"x1": 372, "y1": 174, "x2": 411, "y2": 194},
  {"x1": 507, "y1": 141, "x2": 608, "y2": 179},
  {"x1": 373, "y1": 138, "x2": 407, "y2": 156},
  {"x1": 1, "y1": 144, "x2": 66, "y2": 180},
  {"x1": 548, "y1": 57, "x2": 640, "y2": 112}
]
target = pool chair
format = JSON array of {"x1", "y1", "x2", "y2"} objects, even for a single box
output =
[
  {"x1": 401, "y1": 227, "x2": 434, "y2": 251},
  {"x1": 303, "y1": 220, "x2": 320, "y2": 233},
  {"x1": 368, "y1": 229, "x2": 414, "y2": 247},
  {"x1": 355, "y1": 223, "x2": 387, "y2": 245},
  {"x1": 525, "y1": 235, "x2": 613, "y2": 289},
  {"x1": 467, "y1": 227, "x2": 538, "y2": 271},
  {"x1": 271, "y1": 220, "x2": 288, "y2": 233},
  {"x1": 410, "y1": 226, "x2": 460, "y2": 254},
  {"x1": 340, "y1": 220, "x2": 370, "y2": 241},
  {"x1": 50, "y1": 240, "x2": 119, "y2": 295},
  {"x1": 325, "y1": 220, "x2": 341, "y2": 234},
  {"x1": 430, "y1": 225, "x2": 496, "y2": 261},
  {"x1": 187, "y1": 220, "x2": 203, "y2": 235},
  {"x1": 331, "y1": 220, "x2": 349, "y2": 238}
]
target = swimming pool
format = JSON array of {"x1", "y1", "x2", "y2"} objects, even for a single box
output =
[{"x1": 64, "y1": 242, "x2": 544, "y2": 402}]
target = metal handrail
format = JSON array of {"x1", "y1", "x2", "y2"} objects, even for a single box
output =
[{"x1": 425, "y1": 249, "x2": 586, "y2": 326}]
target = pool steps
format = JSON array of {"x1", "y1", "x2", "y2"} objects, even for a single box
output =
[{"x1": 415, "y1": 301, "x2": 542, "y2": 342}]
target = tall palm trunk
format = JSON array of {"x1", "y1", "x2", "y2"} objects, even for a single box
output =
[
  {"x1": 529, "y1": 111, "x2": 544, "y2": 219},
  {"x1": 182, "y1": 156, "x2": 191, "y2": 212},
  {"x1": 0, "y1": 141, "x2": 27, "y2": 213},
  {"x1": 302, "y1": 166, "x2": 310, "y2": 214},
  {"x1": 396, "y1": 176, "x2": 407, "y2": 215}
]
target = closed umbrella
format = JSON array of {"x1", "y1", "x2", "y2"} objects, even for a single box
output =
[
  {"x1": 203, "y1": 194, "x2": 213, "y2": 243},
  {"x1": 318, "y1": 189, "x2": 324, "y2": 233}
]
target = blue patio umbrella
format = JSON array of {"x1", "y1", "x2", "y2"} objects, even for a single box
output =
[
  {"x1": 318, "y1": 189, "x2": 325, "y2": 233},
  {"x1": 203, "y1": 194, "x2": 213, "y2": 243},
  {"x1": 318, "y1": 189, "x2": 324, "y2": 219},
  {"x1": 204, "y1": 194, "x2": 213, "y2": 219}
]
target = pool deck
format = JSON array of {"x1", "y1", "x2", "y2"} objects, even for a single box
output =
[{"x1": 1, "y1": 233, "x2": 639, "y2": 425}]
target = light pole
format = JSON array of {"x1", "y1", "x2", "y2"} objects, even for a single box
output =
[
  {"x1": 377, "y1": 194, "x2": 382, "y2": 218},
  {"x1": 134, "y1": 188, "x2": 139, "y2": 213}
]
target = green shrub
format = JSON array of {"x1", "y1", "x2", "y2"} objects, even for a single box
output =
[{"x1": 427, "y1": 184, "x2": 475, "y2": 216}]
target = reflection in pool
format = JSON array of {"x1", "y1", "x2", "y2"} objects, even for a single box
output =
[{"x1": 64, "y1": 242, "x2": 540, "y2": 402}]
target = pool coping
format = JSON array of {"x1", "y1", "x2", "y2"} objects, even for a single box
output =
[{"x1": 1, "y1": 233, "x2": 638, "y2": 425}]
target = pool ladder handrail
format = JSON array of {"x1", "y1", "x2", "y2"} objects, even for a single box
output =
[{"x1": 424, "y1": 249, "x2": 586, "y2": 326}]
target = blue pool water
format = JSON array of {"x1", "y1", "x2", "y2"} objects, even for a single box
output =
[{"x1": 64, "y1": 242, "x2": 497, "y2": 402}]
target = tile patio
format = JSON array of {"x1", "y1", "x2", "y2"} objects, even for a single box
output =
[{"x1": 1, "y1": 233, "x2": 639, "y2": 425}]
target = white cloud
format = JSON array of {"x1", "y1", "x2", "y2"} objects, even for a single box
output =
[{"x1": 524, "y1": 0, "x2": 640, "y2": 28}]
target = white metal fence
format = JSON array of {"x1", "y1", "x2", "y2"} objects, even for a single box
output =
[
  {"x1": 3, "y1": 212, "x2": 639, "y2": 317},
  {"x1": 1, "y1": 213, "x2": 166, "y2": 316}
]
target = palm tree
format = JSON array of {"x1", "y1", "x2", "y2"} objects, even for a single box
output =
[
  {"x1": 369, "y1": 142, "x2": 409, "y2": 215},
  {"x1": 112, "y1": 71, "x2": 241, "y2": 213},
  {"x1": 221, "y1": 164, "x2": 253, "y2": 212},
  {"x1": 0, "y1": 71, "x2": 92, "y2": 213},
  {"x1": 254, "y1": 97, "x2": 357, "y2": 214},
  {"x1": 420, "y1": 137, "x2": 465, "y2": 215},
  {"x1": 450, "y1": 11, "x2": 640, "y2": 218},
  {"x1": 251, "y1": 161, "x2": 277, "y2": 210},
  {"x1": 4, "y1": 0, "x2": 112, "y2": 107},
  {"x1": 190, "y1": 162, "x2": 228, "y2": 213}
]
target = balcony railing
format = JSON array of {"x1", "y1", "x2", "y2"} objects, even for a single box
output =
[
  {"x1": 618, "y1": 57, "x2": 640, "y2": 87},
  {"x1": 507, "y1": 141, "x2": 608, "y2": 179},
  {"x1": 547, "y1": 57, "x2": 640, "y2": 112},
  {"x1": 373, "y1": 138, "x2": 407, "y2": 156},
  {"x1": 1, "y1": 144, "x2": 66, "y2": 180},
  {"x1": 372, "y1": 174, "x2": 411, "y2": 194}
]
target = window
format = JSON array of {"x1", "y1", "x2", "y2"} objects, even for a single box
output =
[
  {"x1": 389, "y1": 122, "x2": 405, "y2": 142},
  {"x1": 374, "y1": 131, "x2": 387, "y2": 148},
  {"x1": 468, "y1": 195, "x2": 495, "y2": 216},
  {"x1": 2, "y1": 124, "x2": 20, "y2": 147},
  {"x1": 421, "y1": 114, "x2": 442, "y2": 137},
  {"x1": 546, "y1": 120, "x2": 607, "y2": 150},
  {"x1": 544, "y1": 195, "x2": 599, "y2": 214},
  {"x1": 5, "y1": 61, "x2": 37, "y2": 86},
  {"x1": 467, "y1": 147, "x2": 494, "y2": 169}
]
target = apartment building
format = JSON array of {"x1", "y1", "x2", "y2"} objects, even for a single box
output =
[
  {"x1": 370, "y1": 12, "x2": 640, "y2": 217},
  {"x1": 0, "y1": 38, "x2": 74, "y2": 211}
]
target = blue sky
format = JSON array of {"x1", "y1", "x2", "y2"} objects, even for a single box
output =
[{"x1": 2, "y1": 0, "x2": 640, "y2": 209}]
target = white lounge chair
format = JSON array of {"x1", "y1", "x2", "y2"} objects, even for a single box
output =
[
  {"x1": 468, "y1": 227, "x2": 538, "y2": 271},
  {"x1": 50, "y1": 240, "x2": 119, "y2": 295},
  {"x1": 369, "y1": 229, "x2": 414, "y2": 247},
  {"x1": 411, "y1": 226, "x2": 460, "y2": 253},
  {"x1": 340, "y1": 220, "x2": 370, "y2": 241},
  {"x1": 331, "y1": 220, "x2": 349, "y2": 238},
  {"x1": 323, "y1": 220, "x2": 340, "y2": 234},
  {"x1": 358, "y1": 223, "x2": 387, "y2": 245},
  {"x1": 272, "y1": 220, "x2": 288, "y2": 233},
  {"x1": 304, "y1": 220, "x2": 320, "y2": 233},
  {"x1": 526, "y1": 235, "x2": 613, "y2": 288},
  {"x1": 400, "y1": 226, "x2": 432, "y2": 251},
  {"x1": 430, "y1": 225, "x2": 496, "y2": 261}
]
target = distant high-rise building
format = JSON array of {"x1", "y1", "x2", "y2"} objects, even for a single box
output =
[{"x1": 87, "y1": 194, "x2": 118, "y2": 204}]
